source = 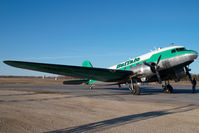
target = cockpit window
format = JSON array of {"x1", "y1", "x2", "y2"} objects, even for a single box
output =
[
  {"x1": 176, "y1": 48, "x2": 186, "y2": 52},
  {"x1": 171, "y1": 49, "x2": 176, "y2": 53}
]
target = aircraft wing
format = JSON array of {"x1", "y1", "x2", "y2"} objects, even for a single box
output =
[{"x1": 4, "y1": 61, "x2": 133, "y2": 82}]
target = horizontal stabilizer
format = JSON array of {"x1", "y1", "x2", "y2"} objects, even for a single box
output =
[{"x1": 63, "y1": 79, "x2": 89, "y2": 85}]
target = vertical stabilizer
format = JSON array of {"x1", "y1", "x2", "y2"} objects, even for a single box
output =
[{"x1": 82, "y1": 60, "x2": 93, "y2": 67}]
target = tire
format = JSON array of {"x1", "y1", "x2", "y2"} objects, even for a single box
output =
[
  {"x1": 167, "y1": 85, "x2": 173, "y2": 93},
  {"x1": 129, "y1": 85, "x2": 140, "y2": 95},
  {"x1": 163, "y1": 85, "x2": 173, "y2": 93}
]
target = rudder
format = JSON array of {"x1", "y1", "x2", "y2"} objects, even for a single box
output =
[{"x1": 82, "y1": 60, "x2": 93, "y2": 67}]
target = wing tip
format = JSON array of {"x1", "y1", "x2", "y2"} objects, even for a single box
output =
[
  {"x1": 3, "y1": 60, "x2": 18, "y2": 66},
  {"x1": 3, "y1": 60, "x2": 10, "y2": 65}
]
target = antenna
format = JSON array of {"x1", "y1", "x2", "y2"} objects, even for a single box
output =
[{"x1": 170, "y1": 43, "x2": 175, "y2": 46}]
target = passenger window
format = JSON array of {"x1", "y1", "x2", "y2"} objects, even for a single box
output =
[{"x1": 171, "y1": 49, "x2": 176, "y2": 53}]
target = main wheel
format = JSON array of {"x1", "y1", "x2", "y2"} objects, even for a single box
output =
[
  {"x1": 167, "y1": 85, "x2": 173, "y2": 93},
  {"x1": 163, "y1": 85, "x2": 173, "y2": 93},
  {"x1": 129, "y1": 84, "x2": 140, "y2": 95}
]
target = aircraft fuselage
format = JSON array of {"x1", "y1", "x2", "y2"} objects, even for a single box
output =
[{"x1": 90, "y1": 46, "x2": 198, "y2": 85}]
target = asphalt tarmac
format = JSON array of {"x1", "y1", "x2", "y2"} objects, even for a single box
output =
[
  {"x1": 1, "y1": 84, "x2": 199, "y2": 133},
  {"x1": 1, "y1": 84, "x2": 199, "y2": 106}
]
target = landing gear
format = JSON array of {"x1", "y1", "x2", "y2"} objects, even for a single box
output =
[
  {"x1": 185, "y1": 66, "x2": 197, "y2": 93},
  {"x1": 163, "y1": 81, "x2": 173, "y2": 93},
  {"x1": 129, "y1": 84, "x2": 140, "y2": 95},
  {"x1": 128, "y1": 78, "x2": 141, "y2": 95},
  {"x1": 163, "y1": 84, "x2": 173, "y2": 93},
  {"x1": 90, "y1": 85, "x2": 94, "y2": 90}
]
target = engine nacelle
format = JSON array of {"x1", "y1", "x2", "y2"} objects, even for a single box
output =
[{"x1": 130, "y1": 64, "x2": 155, "y2": 77}]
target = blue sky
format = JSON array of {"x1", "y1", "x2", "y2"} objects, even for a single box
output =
[{"x1": 0, "y1": 0, "x2": 199, "y2": 76}]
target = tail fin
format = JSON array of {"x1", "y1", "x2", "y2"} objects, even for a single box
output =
[{"x1": 82, "y1": 60, "x2": 93, "y2": 67}]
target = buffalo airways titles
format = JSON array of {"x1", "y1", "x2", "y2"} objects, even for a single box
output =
[{"x1": 116, "y1": 57, "x2": 140, "y2": 69}]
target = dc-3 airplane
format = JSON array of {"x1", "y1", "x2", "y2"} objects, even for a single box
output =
[{"x1": 4, "y1": 45, "x2": 198, "y2": 95}]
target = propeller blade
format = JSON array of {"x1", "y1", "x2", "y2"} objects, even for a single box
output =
[
  {"x1": 143, "y1": 61, "x2": 153, "y2": 67},
  {"x1": 156, "y1": 71, "x2": 162, "y2": 84},
  {"x1": 144, "y1": 55, "x2": 162, "y2": 84},
  {"x1": 157, "y1": 55, "x2": 162, "y2": 65}
]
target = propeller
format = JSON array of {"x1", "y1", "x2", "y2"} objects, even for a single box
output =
[{"x1": 144, "y1": 55, "x2": 162, "y2": 84}]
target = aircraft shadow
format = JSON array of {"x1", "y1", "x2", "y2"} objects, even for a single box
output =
[
  {"x1": 103, "y1": 87, "x2": 163, "y2": 95},
  {"x1": 103, "y1": 86, "x2": 198, "y2": 95},
  {"x1": 173, "y1": 89, "x2": 199, "y2": 94},
  {"x1": 45, "y1": 105, "x2": 196, "y2": 133}
]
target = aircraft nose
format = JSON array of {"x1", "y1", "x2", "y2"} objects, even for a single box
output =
[{"x1": 189, "y1": 51, "x2": 198, "y2": 61}]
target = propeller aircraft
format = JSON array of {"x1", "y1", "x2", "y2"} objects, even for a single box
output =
[{"x1": 4, "y1": 45, "x2": 198, "y2": 95}]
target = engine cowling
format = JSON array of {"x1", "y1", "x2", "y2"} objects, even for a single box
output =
[{"x1": 130, "y1": 64, "x2": 155, "y2": 77}]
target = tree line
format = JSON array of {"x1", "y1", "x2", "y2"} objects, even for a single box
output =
[{"x1": 181, "y1": 74, "x2": 199, "y2": 81}]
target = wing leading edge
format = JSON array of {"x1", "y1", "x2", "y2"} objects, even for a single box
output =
[{"x1": 4, "y1": 61, "x2": 133, "y2": 82}]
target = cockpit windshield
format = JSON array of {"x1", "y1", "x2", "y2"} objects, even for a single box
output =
[{"x1": 176, "y1": 47, "x2": 186, "y2": 52}]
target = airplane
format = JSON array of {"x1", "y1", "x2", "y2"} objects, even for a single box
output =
[{"x1": 3, "y1": 45, "x2": 198, "y2": 95}]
